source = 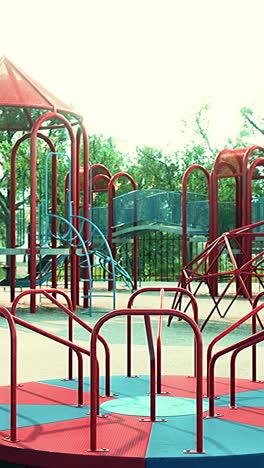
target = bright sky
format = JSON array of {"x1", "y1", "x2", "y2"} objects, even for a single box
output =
[{"x1": 1, "y1": 0, "x2": 264, "y2": 152}]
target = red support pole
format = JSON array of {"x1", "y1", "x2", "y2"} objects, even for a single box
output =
[
  {"x1": 181, "y1": 165, "x2": 209, "y2": 269},
  {"x1": 144, "y1": 315, "x2": 156, "y2": 421},
  {"x1": 10, "y1": 133, "x2": 56, "y2": 306},
  {"x1": 29, "y1": 113, "x2": 77, "y2": 310},
  {"x1": 10, "y1": 145, "x2": 17, "y2": 302},
  {"x1": 208, "y1": 169, "x2": 218, "y2": 297},
  {"x1": 157, "y1": 289, "x2": 164, "y2": 394},
  {"x1": 0, "y1": 306, "x2": 18, "y2": 442},
  {"x1": 126, "y1": 315, "x2": 132, "y2": 377},
  {"x1": 80, "y1": 125, "x2": 91, "y2": 309},
  {"x1": 51, "y1": 152, "x2": 58, "y2": 290},
  {"x1": 108, "y1": 172, "x2": 137, "y2": 291},
  {"x1": 29, "y1": 131, "x2": 38, "y2": 313}
]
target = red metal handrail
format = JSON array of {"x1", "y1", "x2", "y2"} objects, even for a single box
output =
[
  {"x1": 0, "y1": 305, "x2": 95, "y2": 442},
  {"x1": 206, "y1": 302, "x2": 264, "y2": 396},
  {"x1": 0, "y1": 306, "x2": 17, "y2": 442},
  {"x1": 229, "y1": 330, "x2": 264, "y2": 408},
  {"x1": 208, "y1": 305, "x2": 264, "y2": 417},
  {"x1": 89, "y1": 308, "x2": 204, "y2": 454},
  {"x1": 11, "y1": 289, "x2": 111, "y2": 395},
  {"x1": 127, "y1": 287, "x2": 198, "y2": 378},
  {"x1": 251, "y1": 292, "x2": 264, "y2": 381},
  {"x1": 12, "y1": 314, "x2": 89, "y2": 407},
  {"x1": 108, "y1": 172, "x2": 138, "y2": 291}
]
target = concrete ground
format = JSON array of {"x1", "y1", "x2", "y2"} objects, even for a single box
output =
[{"x1": 0, "y1": 283, "x2": 263, "y2": 386}]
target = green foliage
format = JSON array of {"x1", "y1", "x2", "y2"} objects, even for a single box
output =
[
  {"x1": 89, "y1": 134, "x2": 126, "y2": 174},
  {"x1": 128, "y1": 146, "x2": 182, "y2": 191}
]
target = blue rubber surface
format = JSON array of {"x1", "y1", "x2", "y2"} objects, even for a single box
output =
[
  {"x1": 147, "y1": 416, "x2": 264, "y2": 458},
  {"x1": 213, "y1": 389, "x2": 264, "y2": 408},
  {"x1": 101, "y1": 396, "x2": 209, "y2": 417},
  {"x1": 41, "y1": 375, "x2": 151, "y2": 397},
  {"x1": 0, "y1": 404, "x2": 89, "y2": 431},
  {"x1": 33, "y1": 376, "x2": 264, "y2": 467}
]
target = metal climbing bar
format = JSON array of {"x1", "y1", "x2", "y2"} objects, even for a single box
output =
[{"x1": 89, "y1": 308, "x2": 204, "y2": 454}]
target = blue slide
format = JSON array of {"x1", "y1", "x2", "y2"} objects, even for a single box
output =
[{"x1": 0, "y1": 255, "x2": 67, "y2": 287}]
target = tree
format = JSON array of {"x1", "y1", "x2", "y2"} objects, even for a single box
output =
[
  {"x1": 240, "y1": 107, "x2": 264, "y2": 138},
  {"x1": 89, "y1": 134, "x2": 126, "y2": 174},
  {"x1": 128, "y1": 146, "x2": 182, "y2": 191}
]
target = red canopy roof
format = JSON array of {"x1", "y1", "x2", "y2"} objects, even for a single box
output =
[{"x1": 0, "y1": 56, "x2": 82, "y2": 130}]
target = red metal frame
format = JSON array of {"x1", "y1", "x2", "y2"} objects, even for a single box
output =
[
  {"x1": 207, "y1": 303, "x2": 264, "y2": 417},
  {"x1": 175, "y1": 221, "x2": 264, "y2": 330},
  {"x1": 10, "y1": 132, "x2": 57, "y2": 302},
  {"x1": 29, "y1": 112, "x2": 78, "y2": 312},
  {"x1": 182, "y1": 165, "x2": 209, "y2": 269},
  {"x1": 127, "y1": 287, "x2": 199, "y2": 379},
  {"x1": 206, "y1": 302, "x2": 264, "y2": 396},
  {"x1": 0, "y1": 306, "x2": 17, "y2": 442},
  {"x1": 182, "y1": 146, "x2": 264, "y2": 298},
  {"x1": 108, "y1": 172, "x2": 138, "y2": 290},
  {"x1": 1, "y1": 57, "x2": 93, "y2": 313},
  {"x1": 11, "y1": 289, "x2": 111, "y2": 395},
  {"x1": 89, "y1": 308, "x2": 204, "y2": 454},
  {"x1": 76, "y1": 125, "x2": 90, "y2": 308},
  {"x1": 0, "y1": 304, "x2": 94, "y2": 440},
  {"x1": 157, "y1": 289, "x2": 165, "y2": 394}
]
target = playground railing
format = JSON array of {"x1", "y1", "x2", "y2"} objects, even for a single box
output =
[
  {"x1": 89, "y1": 308, "x2": 204, "y2": 454},
  {"x1": 11, "y1": 289, "x2": 111, "y2": 396},
  {"x1": 206, "y1": 302, "x2": 264, "y2": 396},
  {"x1": 251, "y1": 291, "x2": 264, "y2": 380},
  {"x1": 0, "y1": 305, "x2": 96, "y2": 441},
  {"x1": 207, "y1": 302, "x2": 264, "y2": 417},
  {"x1": 126, "y1": 287, "x2": 199, "y2": 379}
]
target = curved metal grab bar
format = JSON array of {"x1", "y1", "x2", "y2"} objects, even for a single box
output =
[
  {"x1": 208, "y1": 303, "x2": 264, "y2": 417},
  {"x1": 11, "y1": 289, "x2": 111, "y2": 396},
  {"x1": 206, "y1": 302, "x2": 264, "y2": 396},
  {"x1": 126, "y1": 287, "x2": 198, "y2": 378},
  {"x1": 89, "y1": 308, "x2": 204, "y2": 454}
]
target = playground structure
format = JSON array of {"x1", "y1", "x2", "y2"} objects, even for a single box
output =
[
  {"x1": 1, "y1": 287, "x2": 264, "y2": 467},
  {"x1": 182, "y1": 146, "x2": 264, "y2": 297},
  {"x1": 1, "y1": 56, "x2": 264, "y2": 467},
  {"x1": 0, "y1": 57, "x2": 135, "y2": 314},
  {"x1": 89, "y1": 147, "x2": 264, "y2": 291},
  {"x1": 167, "y1": 221, "x2": 264, "y2": 330},
  {"x1": 1, "y1": 61, "x2": 264, "y2": 304}
]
